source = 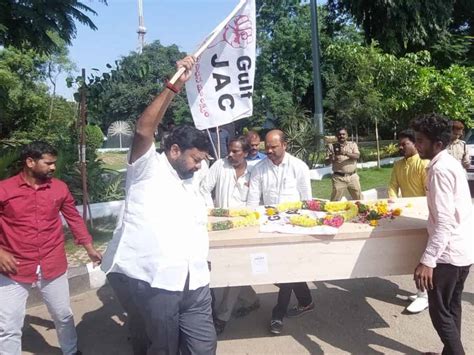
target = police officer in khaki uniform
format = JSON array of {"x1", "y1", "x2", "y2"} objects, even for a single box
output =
[
  {"x1": 326, "y1": 128, "x2": 362, "y2": 201},
  {"x1": 447, "y1": 120, "x2": 470, "y2": 170}
]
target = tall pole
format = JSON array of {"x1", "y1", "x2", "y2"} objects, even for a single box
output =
[
  {"x1": 79, "y1": 69, "x2": 89, "y2": 223},
  {"x1": 137, "y1": 0, "x2": 146, "y2": 54},
  {"x1": 310, "y1": 0, "x2": 324, "y2": 141}
]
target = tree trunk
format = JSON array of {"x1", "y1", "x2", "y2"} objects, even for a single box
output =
[
  {"x1": 355, "y1": 122, "x2": 359, "y2": 144},
  {"x1": 375, "y1": 118, "x2": 381, "y2": 168},
  {"x1": 48, "y1": 82, "x2": 56, "y2": 121}
]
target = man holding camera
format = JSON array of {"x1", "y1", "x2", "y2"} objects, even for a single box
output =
[{"x1": 326, "y1": 128, "x2": 362, "y2": 201}]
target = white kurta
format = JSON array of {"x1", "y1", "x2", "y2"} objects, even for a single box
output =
[
  {"x1": 246, "y1": 152, "x2": 312, "y2": 206},
  {"x1": 200, "y1": 158, "x2": 252, "y2": 209},
  {"x1": 101, "y1": 145, "x2": 210, "y2": 291}
]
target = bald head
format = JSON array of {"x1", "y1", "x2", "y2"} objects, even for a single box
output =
[
  {"x1": 265, "y1": 129, "x2": 286, "y2": 144},
  {"x1": 265, "y1": 129, "x2": 287, "y2": 165}
]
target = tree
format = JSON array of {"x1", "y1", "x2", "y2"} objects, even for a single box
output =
[
  {"x1": 45, "y1": 33, "x2": 77, "y2": 120},
  {"x1": 254, "y1": 1, "x2": 474, "y2": 136},
  {"x1": 84, "y1": 41, "x2": 190, "y2": 132},
  {"x1": 0, "y1": 45, "x2": 79, "y2": 140},
  {"x1": 0, "y1": 46, "x2": 50, "y2": 138},
  {"x1": 10, "y1": 97, "x2": 77, "y2": 146},
  {"x1": 323, "y1": 42, "x2": 474, "y2": 134},
  {"x1": 327, "y1": 0, "x2": 474, "y2": 66},
  {"x1": 253, "y1": 1, "x2": 362, "y2": 129},
  {"x1": 0, "y1": 0, "x2": 107, "y2": 54}
]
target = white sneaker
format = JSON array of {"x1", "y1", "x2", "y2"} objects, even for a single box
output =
[
  {"x1": 407, "y1": 290, "x2": 427, "y2": 302},
  {"x1": 406, "y1": 296, "x2": 429, "y2": 313}
]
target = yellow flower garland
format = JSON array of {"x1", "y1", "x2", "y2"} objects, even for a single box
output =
[
  {"x1": 324, "y1": 201, "x2": 359, "y2": 221},
  {"x1": 275, "y1": 201, "x2": 303, "y2": 212},
  {"x1": 208, "y1": 208, "x2": 260, "y2": 231},
  {"x1": 289, "y1": 215, "x2": 319, "y2": 227}
]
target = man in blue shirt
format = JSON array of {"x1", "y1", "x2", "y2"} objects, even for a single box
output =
[{"x1": 245, "y1": 130, "x2": 266, "y2": 166}]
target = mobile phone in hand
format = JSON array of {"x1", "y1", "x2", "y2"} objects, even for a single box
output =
[{"x1": 333, "y1": 143, "x2": 342, "y2": 155}]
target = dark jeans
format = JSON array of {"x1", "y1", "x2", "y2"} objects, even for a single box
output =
[
  {"x1": 107, "y1": 273, "x2": 149, "y2": 355},
  {"x1": 271, "y1": 282, "x2": 313, "y2": 321},
  {"x1": 131, "y1": 275, "x2": 217, "y2": 355},
  {"x1": 428, "y1": 263, "x2": 471, "y2": 355}
]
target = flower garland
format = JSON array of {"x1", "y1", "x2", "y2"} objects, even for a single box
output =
[
  {"x1": 355, "y1": 201, "x2": 402, "y2": 226},
  {"x1": 266, "y1": 200, "x2": 354, "y2": 229},
  {"x1": 288, "y1": 214, "x2": 345, "y2": 228},
  {"x1": 267, "y1": 199, "x2": 401, "y2": 229},
  {"x1": 207, "y1": 208, "x2": 260, "y2": 231},
  {"x1": 208, "y1": 208, "x2": 255, "y2": 217},
  {"x1": 208, "y1": 200, "x2": 403, "y2": 231}
]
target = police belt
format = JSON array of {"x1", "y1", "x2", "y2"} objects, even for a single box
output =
[{"x1": 333, "y1": 171, "x2": 356, "y2": 177}]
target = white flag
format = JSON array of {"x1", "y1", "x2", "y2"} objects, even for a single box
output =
[{"x1": 186, "y1": 0, "x2": 256, "y2": 130}]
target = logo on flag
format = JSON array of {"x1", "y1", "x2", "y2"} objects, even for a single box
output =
[{"x1": 186, "y1": 0, "x2": 256, "y2": 130}]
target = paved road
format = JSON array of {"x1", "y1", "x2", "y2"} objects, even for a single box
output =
[{"x1": 23, "y1": 273, "x2": 473, "y2": 354}]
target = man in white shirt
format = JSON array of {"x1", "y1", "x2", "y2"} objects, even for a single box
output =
[
  {"x1": 201, "y1": 136, "x2": 259, "y2": 335},
  {"x1": 101, "y1": 56, "x2": 216, "y2": 355},
  {"x1": 201, "y1": 136, "x2": 252, "y2": 209},
  {"x1": 412, "y1": 113, "x2": 473, "y2": 355},
  {"x1": 247, "y1": 129, "x2": 314, "y2": 335}
]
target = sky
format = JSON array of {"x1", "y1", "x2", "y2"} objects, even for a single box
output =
[{"x1": 57, "y1": 0, "x2": 243, "y2": 98}]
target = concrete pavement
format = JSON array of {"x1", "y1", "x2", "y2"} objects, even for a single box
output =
[{"x1": 23, "y1": 273, "x2": 473, "y2": 354}]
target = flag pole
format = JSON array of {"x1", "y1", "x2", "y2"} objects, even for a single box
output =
[
  {"x1": 216, "y1": 125, "x2": 221, "y2": 159},
  {"x1": 206, "y1": 129, "x2": 219, "y2": 159},
  {"x1": 168, "y1": 0, "x2": 246, "y2": 85}
]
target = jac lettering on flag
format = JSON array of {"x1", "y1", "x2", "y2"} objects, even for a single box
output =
[{"x1": 186, "y1": 0, "x2": 256, "y2": 130}]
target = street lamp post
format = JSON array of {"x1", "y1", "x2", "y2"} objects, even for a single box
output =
[{"x1": 310, "y1": 0, "x2": 324, "y2": 141}]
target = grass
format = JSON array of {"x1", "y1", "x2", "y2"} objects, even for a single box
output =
[
  {"x1": 97, "y1": 151, "x2": 128, "y2": 171},
  {"x1": 97, "y1": 141, "x2": 396, "y2": 172},
  {"x1": 312, "y1": 166, "x2": 393, "y2": 200},
  {"x1": 64, "y1": 215, "x2": 118, "y2": 254}
]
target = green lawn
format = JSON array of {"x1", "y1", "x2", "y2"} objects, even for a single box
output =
[
  {"x1": 312, "y1": 166, "x2": 393, "y2": 200},
  {"x1": 97, "y1": 151, "x2": 128, "y2": 171},
  {"x1": 64, "y1": 215, "x2": 117, "y2": 254}
]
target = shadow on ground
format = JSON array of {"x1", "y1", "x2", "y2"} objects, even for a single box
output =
[
  {"x1": 22, "y1": 316, "x2": 61, "y2": 355},
  {"x1": 26, "y1": 274, "x2": 473, "y2": 354},
  {"x1": 218, "y1": 277, "x2": 418, "y2": 354},
  {"x1": 75, "y1": 285, "x2": 131, "y2": 354},
  {"x1": 32, "y1": 277, "x2": 419, "y2": 355}
]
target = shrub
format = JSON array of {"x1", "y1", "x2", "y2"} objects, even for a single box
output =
[{"x1": 85, "y1": 124, "x2": 105, "y2": 152}]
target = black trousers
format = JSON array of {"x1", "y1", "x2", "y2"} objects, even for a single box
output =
[
  {"x1": 107, "y1": 273, "x2": 149, "y2": 355},
  {"x1": 131, "y1": 275, "x2": 217, "y2": 355},
  {"x1": 427, "y1": 263, "x2": 471, "y2": 355},
  {"x1": 271, "y1": 282, "x2": 312, "y2": 321}
]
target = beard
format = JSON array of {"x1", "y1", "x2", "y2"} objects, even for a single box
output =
[
  {"x1": 177, "y1": 169, "x2": 194, "y2": 180},
  {"x1": 32, "y1": 170, "x2": 53, "y2": 181},
  {"x1": 173, "y1": 157, "x2": 195, "y2": 180}
]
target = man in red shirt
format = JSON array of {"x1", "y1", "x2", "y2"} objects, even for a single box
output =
[{"x1": 0, "y1": 141, "x2": 102, "y2": 355}]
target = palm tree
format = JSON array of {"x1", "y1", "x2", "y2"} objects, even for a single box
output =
[
  {"x1": 0, "y1": 0, "x2": 107, "y2": 54},
  {"x1": 108, "y1": 121, "x2": 132, "y2": 149}
]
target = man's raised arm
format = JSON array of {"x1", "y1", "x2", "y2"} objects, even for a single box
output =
[{"x1": 129, "y1": 55, "x2": 195, "y2": 164}]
